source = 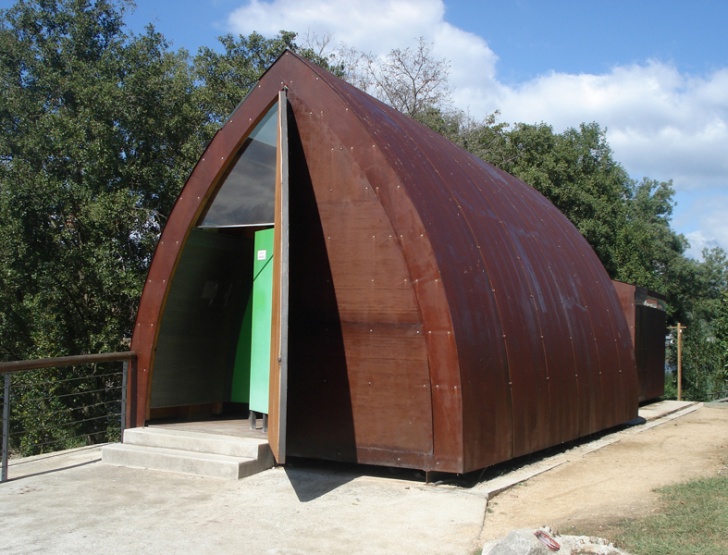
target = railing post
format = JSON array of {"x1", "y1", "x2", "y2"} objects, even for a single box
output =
[
  {"x1": 2, "y1": 373, "x2": 10, "y2": 483},
  {"x1": 121, "y1": 360, "x2": 128, "y2": 441}
]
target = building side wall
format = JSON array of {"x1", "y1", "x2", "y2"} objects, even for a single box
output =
[{"x1": 322, "y1": 63, "x2": 639, "y2": 471}]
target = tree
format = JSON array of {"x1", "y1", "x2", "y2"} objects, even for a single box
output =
[
  {"x1": 614, "y1": 178, "x2": 687, "y2": 297},
  {"x1": 193, "y1": 30, "x2": 345, "y2": 140},
  {"x1": 716, "y1": 289, "x2": 728, "y2": 381},
  {"x1": 454, "y1": 111, "x2": 512, "y2": 166},
  {"x1": 0, "y1": 0, "x2": 204, "y2": 453},
  {"x1": 473, "y1": 121, "x2": 632, "y2": 275},
  {"x1": 0, "y1": 0, "x2": 202, "y2": 359},
  {"x1": 661, "y1": 247, "x2": 728, "y2": 401},
  {"x1": 359, "y1": 37, "x2": 453, "y2": 120}
]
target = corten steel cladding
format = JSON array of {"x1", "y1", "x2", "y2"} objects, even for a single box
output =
[
  {"x1": 131, "y1": 51, "x2": 639, "y2": 474},
  {"x1": 613, "y1": 281, "x2": 667, "y2": 403}
]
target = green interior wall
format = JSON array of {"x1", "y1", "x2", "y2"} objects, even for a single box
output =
[
  {"x1": 230, "y1": 290, "x2": 253, "y2": 403},
  {"x1": 151, "y1": 228, "x2": 252, "y2": 409}
]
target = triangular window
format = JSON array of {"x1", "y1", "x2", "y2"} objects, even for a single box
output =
[{"x1": 198, "y1": 103, "x2": 279, "y2": 228}]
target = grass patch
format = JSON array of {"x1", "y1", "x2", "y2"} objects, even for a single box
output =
[{"x1": 614, "y1": 472, "x2": 728, "y2": 555}]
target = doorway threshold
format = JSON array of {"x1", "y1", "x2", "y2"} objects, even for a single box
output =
[{"x1": 147, "y1": 416, "x2": 268, "y2": 440}]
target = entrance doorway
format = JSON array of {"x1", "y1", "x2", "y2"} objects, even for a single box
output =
[
  {"x1": 148, "y1": 101, "x2": 282, "y2": 430},
  {"x1": 147, "y1": 225, "x2": 273, "y2": 428}
]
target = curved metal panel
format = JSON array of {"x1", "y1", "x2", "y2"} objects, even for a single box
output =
[
  {"x1": 301, "y1": 53, "x2": 638, "y2": 470},
  {"x1": 284, "y1": 93, "x2": 435, "y2": 466}
]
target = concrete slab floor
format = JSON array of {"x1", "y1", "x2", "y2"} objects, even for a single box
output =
[
  {"x1": 1, "y1": 449, "x2": 486, "y2": 555},
  {"x1": 0, "y1": 400, "x2": 698, "y2": 555}
]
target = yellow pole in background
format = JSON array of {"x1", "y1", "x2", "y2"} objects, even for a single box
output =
[
  {"x1": 669, "y1": 323, "x2": 686, "y2": 401},
  {"x1": 677, "y1": 323, "x2": 683, "y2": 401}
]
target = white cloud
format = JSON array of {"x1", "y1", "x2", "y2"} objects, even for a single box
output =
[
  {"x1": 227, "y1": 0, "x2": 499, "y2": 101},
  {"x1": 225, "y1": 0, "x2": 728, "y2": 256},
  {"x1": 490, "y1": 62, "x2": 728, "y2": 256},
  {"x1": 674, "y1": 192, "x2": 728, "y2": 259},
  {"x1": 229, "y1": 0, "x2": 449, "y2": 53},
  {"x1": 495, "y1": 63, "x2": 728, "y2": 191}
]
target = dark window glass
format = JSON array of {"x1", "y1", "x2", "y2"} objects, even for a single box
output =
[{"x1": 199, "y1": 104, "x2": 278, "y2": 228}]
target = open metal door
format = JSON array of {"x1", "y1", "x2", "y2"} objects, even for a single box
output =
[{"x1": 268, "y1": 90, "x2": 289, "y2": 463}]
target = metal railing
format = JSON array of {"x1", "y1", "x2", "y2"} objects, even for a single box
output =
[
  {"x1": 707, "y1": 388, "x2": 728, "y2": 402},
  {"x1": 0, "y1": 352, "x2": 136, "y2": 482}
]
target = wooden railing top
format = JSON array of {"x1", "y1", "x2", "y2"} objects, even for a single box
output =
[{"x1": 0, "y1": 351, "x2": 136, "y2": 374}]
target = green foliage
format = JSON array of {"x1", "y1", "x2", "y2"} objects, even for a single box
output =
[
  {"x1": 0, "y1": 0, "x2": 203, "y2": 454},
  {"x1": 667, "y1": 249, "x2": 728, "y2": 401},
  {"x1": 412, "y1": 105, "x2": 461, "y2": 139},
  {"x1": 10, "y1": 370, "x2": 79, "y2": 455},
  {"x1": 454, "y1": 111, "x2": 511, "y2": 166},
  {"x1": 614, "y1": 178, "x2": 687, "y2": 296},
  {"x1": 192, "y1": 30, "x2": 344, "y2": 141},
  {"x1": 0, "y1": 0, "x2": 203, "y2": 361},
  {"x1": 8, "y1": 363, "x2": 123, "y2": 456},
  {"x1": 716, "y1": 290, "x2": 728, "y2": 377}
]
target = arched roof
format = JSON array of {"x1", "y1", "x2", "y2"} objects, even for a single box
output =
[{"x1": 131, "y1": 51, "x2": 638, "y2": 473}]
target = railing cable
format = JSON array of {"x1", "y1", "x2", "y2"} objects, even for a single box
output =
[{"x1": 0, "y1": 352, "x2": 135, "y2": 483}]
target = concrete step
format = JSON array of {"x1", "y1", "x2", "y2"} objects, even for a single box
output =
[
  {"x1": 101, "y1": 427, "x2": 275, "y2": 480},
  {"x1": 121, "y1": 427, "x2": 268, "y2": 459}
]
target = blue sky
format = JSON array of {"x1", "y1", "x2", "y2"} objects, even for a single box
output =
[
  {"x1": 4, "y1": 0, "x2": 727, "y2": 258},
  {"x1": 447, "y1": 1, "x2": 728, "y2": 80}
]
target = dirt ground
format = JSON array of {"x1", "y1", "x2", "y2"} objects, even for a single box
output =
[{"x1": 479, "y1": 403, "x2": 728, "y2": 545}]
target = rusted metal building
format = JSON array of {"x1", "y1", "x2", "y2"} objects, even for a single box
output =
[
  {"x1": 613, "y1": 281, "x2": 667, "y2": 402},
  {"x1": 129, "y1": 51, "x2": 639, "y2": 474}
]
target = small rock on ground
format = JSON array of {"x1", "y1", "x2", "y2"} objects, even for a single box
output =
[{"x1": 482, "y1": 527, "x2": 633, "y2": 555}]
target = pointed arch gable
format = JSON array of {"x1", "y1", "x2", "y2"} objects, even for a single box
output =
[{"x1": 130, "y1": 91, "x2": 281, "y2": 426}]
